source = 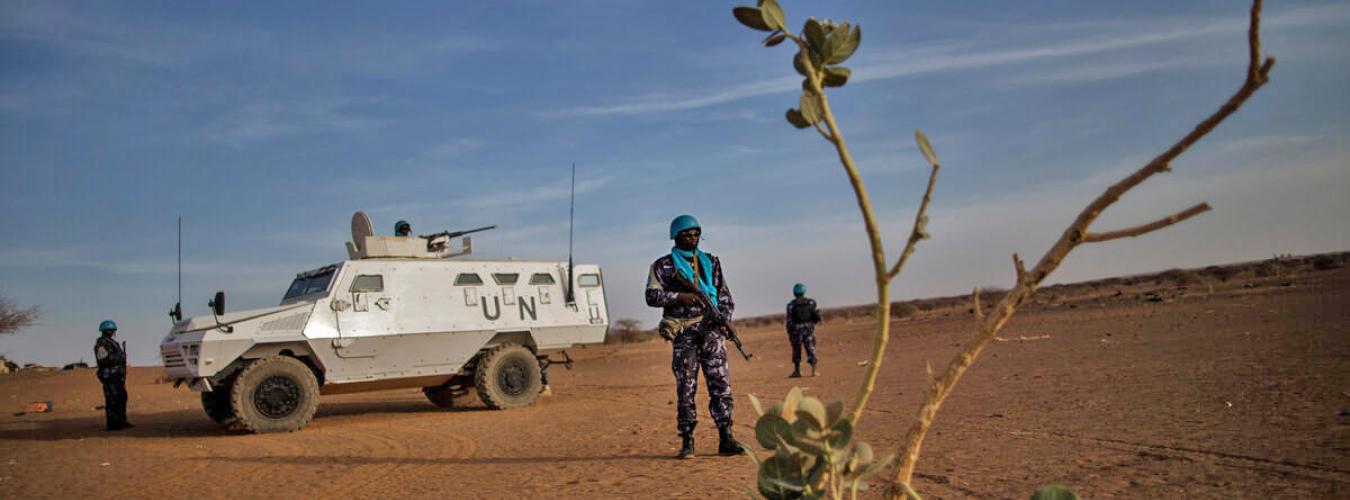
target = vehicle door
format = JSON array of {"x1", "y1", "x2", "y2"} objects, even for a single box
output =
[
  {"x1": 578, "y1": 272, "x2": 606, "y2": 324},
  {"x1": 331, "y1": 271, "x2": 395, "y2": 357}
]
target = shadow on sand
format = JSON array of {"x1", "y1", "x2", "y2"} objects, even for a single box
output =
[
  {"x1": 190, "y1": 453, "x2": 676, "y2": 466},
  {"x1": 0, "y1": 398, "x2": 487, "y2": 441}
]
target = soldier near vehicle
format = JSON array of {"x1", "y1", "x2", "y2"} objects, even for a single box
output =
[
  {"x1": 94, "y1": 320, "x2": 134, "y2": 431},
  {"x1": 645, "y1": 214, "x2": 745, "y2": 459},
  {"x1": 394, "y1": 220, "x2": 411, "y2": 237},
  {"x1": 785, "y1": 283, "x2": 822, "y2": 378}
]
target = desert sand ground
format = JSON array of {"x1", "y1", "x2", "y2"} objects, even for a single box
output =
[{"x1": 1, "y1": 264, "x2": 1347, "y2": 498}]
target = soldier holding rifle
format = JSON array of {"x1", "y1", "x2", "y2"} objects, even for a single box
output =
[{"x1": 645, "y1": 215, "x2": 746, "y2": 459}]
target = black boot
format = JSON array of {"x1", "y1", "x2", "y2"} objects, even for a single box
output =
[
  {"x1": 810, "y1": 361, "x2": 818, "y2": 377},
  {"x1": 677, "y1": 434, "x2": 695, "y2": 459},
  {"x1": 718, "y1": 427, "x2": 745, "y2": 456},
  {"x1": 789, "y1": 364, "x2": 801, "y2": 378}
]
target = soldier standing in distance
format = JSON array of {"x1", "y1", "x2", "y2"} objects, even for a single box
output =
[
  {"x1": 785, "y1": 283, "x2": 822, "y2": 378},
  {"x1": 394, "y1": 220, "x2": 412, "y2": 237},
  {"x1": 646, "y1": 214, "x2": 745, "y2": 459},
  {"x1": 94, "y1": 320, "x2": 134, "y2": 431}
]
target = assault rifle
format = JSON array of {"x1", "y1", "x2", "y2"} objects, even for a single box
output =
[
  {"x1": 672, "y1": 272, "x2": 754, "y2": 361},
  {"x1": 418, "y1": 225, "x2": 496, "y2": 251}
]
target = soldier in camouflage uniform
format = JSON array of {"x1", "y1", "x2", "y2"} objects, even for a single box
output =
[
  {"x1": 785, "y1": 283, "x2": 822, "y2": 378},
  {"x1": 646, "y1": 214, "x2": 745, "y2": 459},
  {"x1": 94, "y1": 320, "x2": 134, "y2": 431}
]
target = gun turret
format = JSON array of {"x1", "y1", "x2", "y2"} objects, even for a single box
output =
[{"x1": 419, "y1": 225, "x2": 496, "y2": 252}]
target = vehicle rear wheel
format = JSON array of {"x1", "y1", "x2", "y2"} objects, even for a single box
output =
[
  {"x1": 230, "y1": 356, "x2": 320, "y2": 433},
  {"x1": 201, "y1": 383, "x2": 239, "y2": 429},
  {"x1": 474, "y1": 344, "x2": 541, "y2": 410}
]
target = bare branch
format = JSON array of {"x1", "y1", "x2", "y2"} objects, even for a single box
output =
[
  {"x1": 1082, "y1": 202, "x2": 1212, "y2": 243},
  {"x1": 890, "y1": 1, "x2": 1274, "y2": 492},
  {"x1": 0, "y1": 294, "x2": 41, "y2": 336},
  {"x1": 813, "y1": 120, "x2": 833, "y2": 142},
  {"x1": 1012, "y1": 253, "x2": 1027, "y2": 285},
  {"x1": 887, "y1": 162, "x2": 940, "y2": 281}
]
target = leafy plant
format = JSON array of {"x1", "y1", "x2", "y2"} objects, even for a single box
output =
[
  {"x1": 732, "y1": 0, "x2": 1275, "y2": 498},
  {"x1": 746, "y1": 388, "x2": 893, "y2": 499}
]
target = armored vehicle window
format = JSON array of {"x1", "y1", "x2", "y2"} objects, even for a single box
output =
[
  {"x1": 350, "y1": 275, "x2": 384, "y2": 293},
  {"x1": 492, "y1": 273, "x2": 519, "y2": 285},
  {"x1": 454, "y1": 273, "x2": 484, "y2": 286},
  {"x1": 578, "y1": 273, "x2": 602, "y2": 287},
  {"x1": 284, "y1": 268, "x2": 336, "y2": 300},
  {"x1": 529, "y1": 273, "x2": 556, "y2": 285}
]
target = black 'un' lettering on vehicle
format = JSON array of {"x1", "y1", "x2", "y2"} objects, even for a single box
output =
[
  {"x1": 481, "y1": 296, "x2": 501, "y2": 320},
  {"x1": 519, "y1": 297, "x2": 537, "y2": 321}
]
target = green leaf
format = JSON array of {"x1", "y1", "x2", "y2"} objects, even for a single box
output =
[
  {"x1": 796, "y1": 396, "x2": 827, "y2": 429},
  {"x1": 825, "y1": 23, "x2": 858, "y2": 64},
  {"x1": 914, "y1": 129, "x2": 939, "y2": 167},
  {"x1": 763, "y1": 31, "x2": 788, "y2": 47},
  {"x1": 1030, "y1": 485, "x2": 1080, "y2": 500},
  {"x1": 756, "y1": 413, "x2": 792, "y2": 449},
  {"x1": 799, "y1": 91, "x2": 822, "y2": 125},
  {"x1": 759, "y1": 0, "x2": 786, "y2": 32},
  {"x1": 804, "y1": 18, "x2": 826, "y2": 52},
  {"x1": 821, "y1": 23, "x2": 844, "y2": 64},
  {"x1": 767, "y1": 403, "x2": 784, "y2": 417},
  {"x1": 827, "y1": 419, "x2": 853, "y2": 449},
  {"x1": 853, "y1": 442, "x2": 874, "y2": 465},
  {"x1": 786, "y1": 109, "x2": 811, "y2": 129},
  {"x1": 748, "y1": 393, "x2": 765, "y2": 417},
  {"x1": 825, "y1": 401, "x2": 844, "y2": 425},
  {"x1": 793, "y1": 51, "x2": 810, "y2": 77},
  {"x1": 733, "y1": 7, "x2": 772, "y2": 32},
  {"x1": 823, "y1": 66, "x2": 851, "y2": 87}
]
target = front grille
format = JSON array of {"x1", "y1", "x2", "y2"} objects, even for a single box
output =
[{"x1": 163, "y1": 350, "x2": 185, "y2": 369}]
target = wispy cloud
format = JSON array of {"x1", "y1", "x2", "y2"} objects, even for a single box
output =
[
  {"x1": 1217, "y1": 135, "x2": 1321, "y2": 153},
  {"x1": 554, "y1": 4, "x2": 1350, "y2": 117},
  {"x1": 457, "y1": 176, "x2": 614, "y2": 211},
  {"x1": 204, "y1": 95, "x2": 385, "y2": 146}
]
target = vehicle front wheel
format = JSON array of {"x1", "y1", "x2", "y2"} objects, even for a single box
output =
[
  {"x1": 473, "y1": 344, "x2": 541, "y2": 410},
  {"x1": 229, "y1": 356, "x2": 320, "y2": 433}
]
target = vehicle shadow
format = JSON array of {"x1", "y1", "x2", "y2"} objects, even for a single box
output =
[
  {"x1": 192, "y1": 453, "x2": 674, "y2": 466},
  {"x1": 0, "y1": 398, "x2": 489, "y2": 441},
  {"x1": 0, "y1": 409, "x2": 229, "y2": 441}
]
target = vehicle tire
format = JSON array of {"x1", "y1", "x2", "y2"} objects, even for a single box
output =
[
  {"x1": 229, "y1": 356, "x2": 321, "y2": 433},
  {"x1": 474, "y1": 343, "x2": 541, "y2": 410},
  {"x1": 201, "y1": 384, "x2": 239, "y2": 428}
]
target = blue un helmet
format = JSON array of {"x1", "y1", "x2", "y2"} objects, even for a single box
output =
[
  {"x1": 394, "y1": 220, "x2": 411, "y2": 237},
  {"x1": 98, "y1": 320, "x2": 118, "y2": 332},
  {"x1": 793, "y1": 283, "x2": 806, "y2": 296},
  {"x1": 669, "y1": 214, "x2": 701, "y2": 239}
]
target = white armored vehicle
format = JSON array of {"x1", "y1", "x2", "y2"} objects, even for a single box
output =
[{"x1": 160, "y1": 212, "x2": 609, "y2": 433}]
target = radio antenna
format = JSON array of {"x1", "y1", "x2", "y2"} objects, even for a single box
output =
[
  {"x1": 169, "y1": 217, "x2": 183, "y2": 322},
  {"x1": 566, "y1": 162, "x2": 576, "y2": 304}
]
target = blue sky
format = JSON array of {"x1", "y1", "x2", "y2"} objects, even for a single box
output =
[{"x1": 2, "y1": 1, "x2": 1348, "y2": 365}]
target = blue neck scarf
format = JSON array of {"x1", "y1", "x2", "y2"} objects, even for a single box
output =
[{"x1": 671, "y1": 247, "x2": 718, "y2": 307}]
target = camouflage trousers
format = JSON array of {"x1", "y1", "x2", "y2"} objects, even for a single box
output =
[
  {"x1": 99, "y1": 375, "x2": 128, "y2": 429},
  {"x1": 671, "y1": 325, "x2": 734, "y2": 437},
  {"x1": 787, "y1": 322, "x2": 817, "y2": 365}
]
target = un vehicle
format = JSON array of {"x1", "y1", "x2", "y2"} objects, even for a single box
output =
[{"x1": 160, "y1": 212, "x2": 609, "y2": 433}]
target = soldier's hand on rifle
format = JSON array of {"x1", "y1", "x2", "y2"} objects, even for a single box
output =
[{"x1": 674, "y1": 293, "x2": 701, "y2": 305}]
